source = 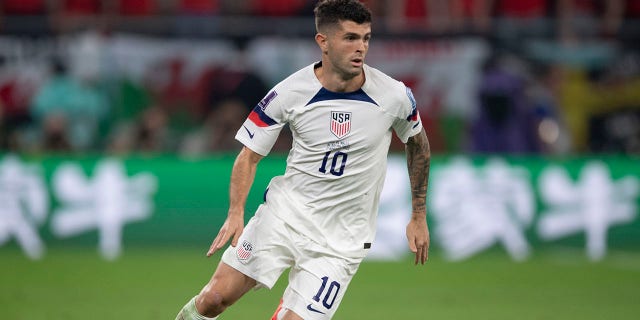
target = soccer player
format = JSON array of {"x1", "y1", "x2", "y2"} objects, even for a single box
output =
[{"x1": 175, "y1": 0, "x2": 431, "y2": 319}]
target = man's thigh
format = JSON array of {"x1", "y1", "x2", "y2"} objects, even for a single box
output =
[{"x1": 221, "y1": 206, "x2": 295, "y2": 289}]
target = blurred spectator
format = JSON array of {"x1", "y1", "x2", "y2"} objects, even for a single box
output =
[
  {"x1": 112, "y1": 78, "x2": 152, "y2": 124},
  {"x1": 0, "y1": 58, "x2": 39, "y2": 152},
  {"x1": 177, "y1": 0, "x2": 219, "y2": 14},
  {"x1": 180, "y1": 99, "x2": 246, "y2": 155},
  {"x1": 0, "y1": 99, "x2": 7, "y2": 150},
  {"x1": 557, "y1": 0, "x2": 625, "y2": 43},
  {"x1": 107, "y1": 104, "x2": 178, "y2": 154},
  {"x1": 40, "y1": 113, "x2": 71, "y2": 152},
  {"x1": 0, "y1": 0, "x2": 638, "y2": 156},
  {"x1": 468, "y1": 55, "x2": 541, "y2": 154},
  {"x1": 489, "y1": 0, "x2": 551, "y2": 42},
  {"x1": 1, "y1": 0, "x2": 47, "y2": 15},
  {"x1": 115, "y1": 0, "x2": 158, "y2": 16},
  {"x1": 131, "y1": 105, "x2": 176, "y2": 152},
  {"x1": 625, "y1": 0, "x2": 640, "y2": 21},
  {"x1": 60, "y1": 0, "x2": 102, "y2": 14},
  {"x1": 204, "y1": 40, "x2": 269, "y2": 118},
  {"x1": 143, "y1": 56, "x2": 201, "y2": 123},
  {"x1": 559, "y1": 53, "x2": 640, "y2": 153},
  {"x1": 104, "y1": 76, "x2": 153, "y2": 154},
  {"x1": 172, "y1": 0, "x2": 220, "y2": 37},
  {"x1": 109, "y1": 0, "x2": 162, "y2": 34},
  {"x1": 31, "y1": 57, "x2": 109, "y2": 152},
  {"x1": 250, "y1": 0, "x2": 307, "y2": 16},
  {"x1": 527, "y1": 63, "x2": 572, "y2": 154},
  {"x1": 219, "y1": 0, "x2": 252, "y2": 15},
  {"x1": 361, "y1": 0, "x2": 386, "y2": 18},
  {"x1": 620, "y1": 0, "x2": 640, "y2": 48},
  {"x1": 384, "y1": 0, "x2": 498, "y2": 35},
  {"x1": 450, "y1": 0, "x2": 492, "y2": 34},
  {"x1": 50, "y1": 0, "x2": 106, "y2": 34},
  {"x1": 493, "y1": 0, "x2": 548, "y2": 18},
  {"x1": 0, "y1": 0, "x2": 50, "y2": 36},
  {"x1": 179, "y1": 37, "x2": 274, "y2": 154},
  {"x1": 589, "y1": 108, "x2": 640, "y2": 153},
  {"x1": 386, "y1": 0, "x2": 454, "y2": 34}
]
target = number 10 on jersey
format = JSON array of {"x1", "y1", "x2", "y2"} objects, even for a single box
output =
[{"x1": 319, "y1": 151, "x2": 348, "y2": 176}]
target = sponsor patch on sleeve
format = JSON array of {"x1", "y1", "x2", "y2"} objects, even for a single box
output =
[{"x1": 258, "y1": 91, "x2": 278, "y2": 111}]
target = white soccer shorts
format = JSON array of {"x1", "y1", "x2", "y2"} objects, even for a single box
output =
[{"x1": 221, "y1": 203, "x2": 362, "y2": 319}]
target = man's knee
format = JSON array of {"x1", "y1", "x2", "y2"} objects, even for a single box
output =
[
  {"x1": 194, "y1": 262, "x2": 257, "y2": 317},
  {"x1": 196, "y1": 286, "x2": 228, "y2": 316}
]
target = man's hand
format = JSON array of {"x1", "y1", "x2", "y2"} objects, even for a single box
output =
[
  {"x1": 207, "y1": 213, "x2": 244, "y2": 257},
  {"x1": 206, "y1": 147, "x2": 262, "y2": 257},
  {"x1": 404, "y1": 128, "x2": 431, "y2": 265},
  {"x1": 406, "y1": 218, "x2": 430, "y2": 265}
]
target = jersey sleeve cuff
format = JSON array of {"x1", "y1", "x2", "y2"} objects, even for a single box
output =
[{"x1": 235, "y1": 134, "x2": 271, "y2": 156}]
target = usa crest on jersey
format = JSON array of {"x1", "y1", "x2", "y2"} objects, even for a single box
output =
[{"x1": 330, "y1": 111, "x2": 352, "y2": 139}]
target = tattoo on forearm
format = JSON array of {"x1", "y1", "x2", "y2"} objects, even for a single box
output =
[{"x1": 406, "y1": 129, "x2": 431, "y2": 218}]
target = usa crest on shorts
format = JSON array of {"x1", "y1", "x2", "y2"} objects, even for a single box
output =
[
  {"x1": 330, "y1": 111, "x2": 351, "y2": 139},
  {"x1": 236, "y1": 240, "x2": 253, "y2": 263}
]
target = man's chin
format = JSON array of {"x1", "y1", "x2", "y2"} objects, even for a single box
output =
[{"x1": 346, "y1": 67, "x2": 363, "y2": 78}]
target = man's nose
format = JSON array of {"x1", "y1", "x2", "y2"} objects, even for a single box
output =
[{"x1": 357, "y1": 40, "x2": 367, "y2": 52}]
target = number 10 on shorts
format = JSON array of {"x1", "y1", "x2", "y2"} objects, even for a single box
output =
[{"x1": 312, "y1": 276, "x2": 341, "y2": 310}]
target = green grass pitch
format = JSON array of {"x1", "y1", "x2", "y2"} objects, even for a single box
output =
[{"x1": 1, "y1": 246, "x2": 639, "y2": 319}]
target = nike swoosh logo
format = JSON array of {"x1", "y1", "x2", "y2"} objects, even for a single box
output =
[
  {"x1": 243, "y1": 125, "x2": 255, "y2": 139},
  {"x1": 306, "y1": 304, "x2": 325, "y2": 314}
]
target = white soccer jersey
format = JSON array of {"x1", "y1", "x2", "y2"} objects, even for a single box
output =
[{"x1": 236, "y1": 62, "x2": 422, "y2": 259}]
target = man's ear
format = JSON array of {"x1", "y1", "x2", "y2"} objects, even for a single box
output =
[{"x1": 315, "y1": 33, "x2": 328, "y2": 54}]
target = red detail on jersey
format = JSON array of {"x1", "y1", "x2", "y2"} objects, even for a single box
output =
[
  {"x1": 409, "y1": 110, "x2": 420, "y2": 122},
  {"x1": 248, "y1": 111, "x2": 269, "y2": 127}
]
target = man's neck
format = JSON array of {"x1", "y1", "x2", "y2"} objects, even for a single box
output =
[{"x1": 314, "y1": 62, "x2": 365, "y2": 93}]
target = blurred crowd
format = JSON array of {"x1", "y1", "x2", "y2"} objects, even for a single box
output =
[
  {"x1": 1, "y1": 0, "x2": 640, "y2": 38},
  {"x1": 1, "y1": 0, "x2": 640, "y2": 156}
]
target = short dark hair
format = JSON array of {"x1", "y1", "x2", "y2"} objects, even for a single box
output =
[{"x1": 314, "y1": 0, "x2": 372, "y2": 33}]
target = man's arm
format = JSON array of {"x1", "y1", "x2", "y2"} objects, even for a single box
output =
[
  {"x1": 405, "y1": 127, "x2": 431, "y2": 265},
  {"x1": 207, "y1": 146, "x2": 264, "y2": 257}
]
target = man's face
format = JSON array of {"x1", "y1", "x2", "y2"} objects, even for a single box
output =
[{"x1": 323, "y1": 20, "x2": 371, "y2": 79}]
